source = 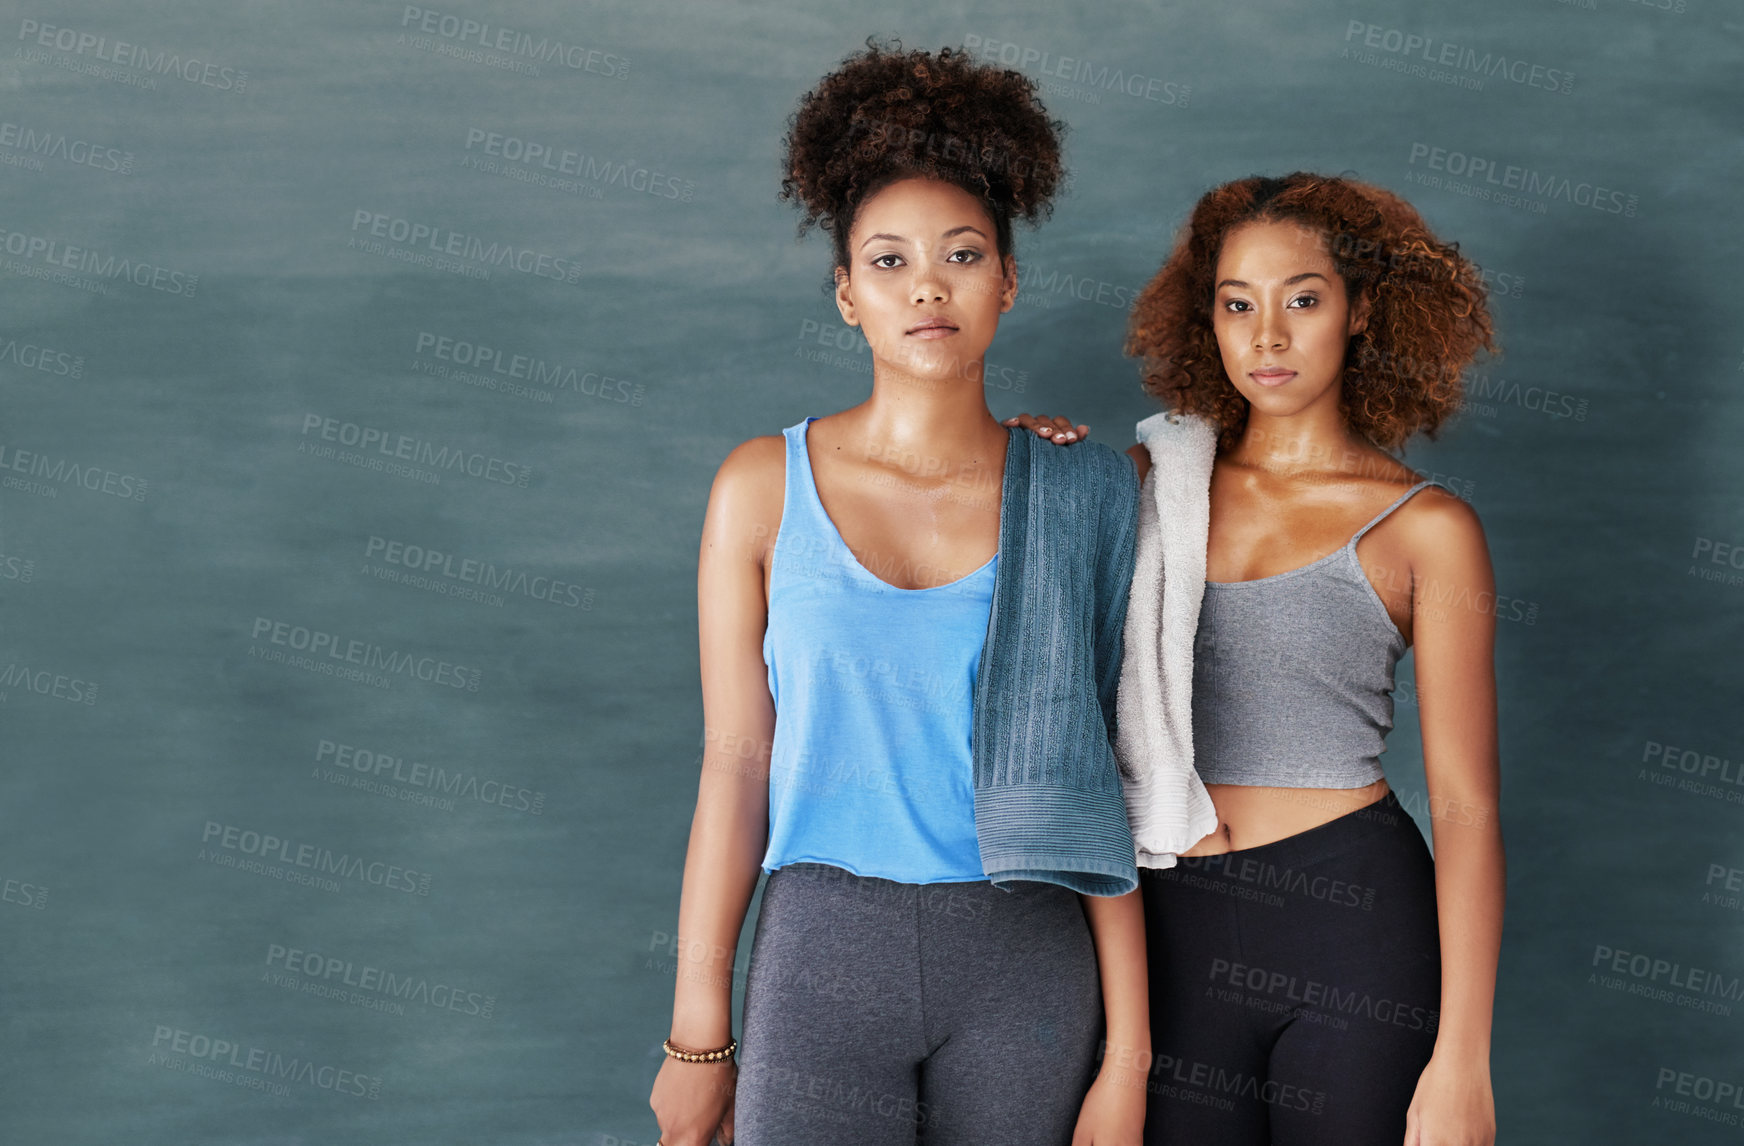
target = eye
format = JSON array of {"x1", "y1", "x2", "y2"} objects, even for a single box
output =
[
  {"x1": 1222, "y1": 299, "x2": 1252, "y2": 313},
  {"x1": 870, "y1": 253, "x2": 903, "y2": 269},
  {"x1": 947, "y1": 248, "x2": 983, "y2": 264},
  {"x1": 1288, "y1": 294, "x2": 1319, "y2": 309}
]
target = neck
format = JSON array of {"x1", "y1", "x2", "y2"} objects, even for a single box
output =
[
  {"x1": 1231, "y1": 398, "x2": 1365, "y2": 479},
  {"x1": 852, "y1": 359, "x2": 1006, "y2": 457}
]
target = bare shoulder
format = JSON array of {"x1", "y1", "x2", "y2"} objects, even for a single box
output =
[
  {"x1": 714, "y1": 433, "x2": 785, "y2": 492},
  {"x1": 702, "y1": 434, "x2": 786, "y2": 562},
  {"x1": 1395, "y1": 483, "x2": 1490, "y2": 568},
  {"x1": 1125, "y1": 442, "x2": 1151, "y2": 484}
]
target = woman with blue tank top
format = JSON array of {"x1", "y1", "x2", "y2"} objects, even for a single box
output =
[
  {"x1": 649, "y1": 42, "x2": 1154, "y2": 1146},
  {"x1": 1007, "y1": 174, "x2": 1506, "y2": 1145}
]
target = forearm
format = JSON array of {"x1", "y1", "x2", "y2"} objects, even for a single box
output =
[
  {"x1": 1078, "y1": 889, "x2": 1151, "y2": 1066},
  {"x1": 669, "y1": 762, "x2": 769, "y2": 1047},
  {"x1": 1427, "y1": 812, "x2": 1505, "y2": 1062}
]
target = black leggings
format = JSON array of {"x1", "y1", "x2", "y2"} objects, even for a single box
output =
[{"x1": 1138, "y1": 791, "x2": 1441, "y2": 1145}]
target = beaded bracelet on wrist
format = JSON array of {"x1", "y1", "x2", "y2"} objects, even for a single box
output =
[{"x1": 662, "y1": 1036, "x2": 737, "y2": 1063}]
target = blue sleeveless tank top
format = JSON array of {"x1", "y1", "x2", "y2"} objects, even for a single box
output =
[
  {"x1": 760, "y1": 417, "x2": 997, "y2": 884},
  {"x1": 1191, "y1": 480, "x2": 1445, "y2": 788}
]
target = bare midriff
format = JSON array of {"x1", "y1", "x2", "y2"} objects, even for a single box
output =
[{"x1": 1182, "y1": 778, "x2": 1392, "y2": 855}]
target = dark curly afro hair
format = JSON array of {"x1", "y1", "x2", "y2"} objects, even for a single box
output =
[
  {"x1": 780, "y1": 37, "x2": 1067, "y2": 273},
  {"x1": 1126, "y1": 172, "x2": 1497, "y2": 453}
]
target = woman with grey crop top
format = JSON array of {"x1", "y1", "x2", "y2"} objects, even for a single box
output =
[
  {"x1": 1009, "y1": 173, "x2": 1505, "y2": 1146},
  {"x1": 650, "y1": 42, "x2": 1153, "y2": 1146}
]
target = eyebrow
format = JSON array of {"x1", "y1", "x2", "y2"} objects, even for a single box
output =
[
  {"x1": 1215, "y1": 272, "x2": 1330, "y2": 290},
  {"x1": 859, "y1": 225, "x2": 990, "y2": 251}
]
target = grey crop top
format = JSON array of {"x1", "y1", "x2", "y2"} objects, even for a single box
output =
[{"x1": 1191, "y1": 480, "x2": 1444, "y2": 789}]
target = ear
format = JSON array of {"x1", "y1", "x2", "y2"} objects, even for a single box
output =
[
  {"x1": 1347, "y1": 289, "x2": 1372, "y2": 338},
  {"x1": 833, "y1": 264, "x2": 857, "y2": 326},
  {"x1": 998, "y1": 254, "x2": 1018, "y2": 314}
]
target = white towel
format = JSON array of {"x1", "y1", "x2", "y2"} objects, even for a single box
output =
[{"x1": 1114, "y1": 410, "x2": 1222, "y2": 868}]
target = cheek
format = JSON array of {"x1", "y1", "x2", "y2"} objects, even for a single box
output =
[
  {"x1": 1305, "y1": 318, "x2": 1351, "y2": 363},
  {"x1": 963, "y1": 271, "x2": 1008, "y2": 313},
  {"x1": 855, "y1": 282, "x2": 906, "y2": 320},
  {"x1": 1211, "y1": 317, "x2": 1243, "y2": 360}
]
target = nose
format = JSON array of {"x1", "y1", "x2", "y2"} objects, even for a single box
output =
[
  {"x1": 911, "y1": 265, "x2": 947, "y2": 305},
  {"x1": 1253, "y1": 307, "x2": 1286, "y2": 351}
]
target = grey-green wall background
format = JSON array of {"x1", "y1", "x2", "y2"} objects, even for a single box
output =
[{"x1": 2, "y1": 1, "x2": 1739, "y2": 1143}]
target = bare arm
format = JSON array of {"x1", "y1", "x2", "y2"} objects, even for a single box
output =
[
  {"x1": 1072, "y1": 891, "x2": 1151, "y2": 1144},
  {"x1": 650, "y1": 437, "x2": 784, "y2": 1146},
  {"x1": 1402, "y1": 493, "x2": 1504, "y2": 1146},
  {"x1": 1073, "y1": 448, "x2": 1149, "y2": 1144},
  {"x1": 1126, "y1": 442, "x2": 1150, "y2": 485}
]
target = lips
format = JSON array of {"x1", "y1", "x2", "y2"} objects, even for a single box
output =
[
  {"x1": 1249, "y1": 367, "x2": 1297, "y2": 388},
  {"x1": 905, "y1": 318, "x2": 958, "y2": 337}
]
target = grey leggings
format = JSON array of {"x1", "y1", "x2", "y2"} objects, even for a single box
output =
[{"x1": 734, "y1": 862, "x2": 1104, "y2": 1145}]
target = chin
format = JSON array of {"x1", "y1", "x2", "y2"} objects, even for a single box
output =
[
  {"x1": 889, "y1": 347, "x2": 988, "y2": 383},
  {"x1": 1235, "y1": 389, "x2": 1316, "y2": 418},
  {"x1": 1236, "y1": 375, "x2": 1338, "y2": 415}
]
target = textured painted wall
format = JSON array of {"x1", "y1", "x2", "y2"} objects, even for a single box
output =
[{"x1": 2, "y1": 2, "x2": 1739, "y2": 1142}]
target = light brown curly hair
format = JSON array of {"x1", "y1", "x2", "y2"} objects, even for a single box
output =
[
  {"x1": 1126, "y1": 172, "x2": 1497, "y2": 452},
  {"x1": 780, "y1": 37, "x2": 1067, "y2": 273}
]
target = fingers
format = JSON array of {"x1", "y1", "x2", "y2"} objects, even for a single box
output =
[
  {"x1": 1000, "y1": 413, "x2": 1089, "y2": 442},
  {"x1": 1002, "y1": 411, "x2": 1060, "y2": 435},
  {"x1": 1049, "y1": 416, "x2": 1089, "y2": 442},
  {"x1": 1034, "y1": 415, "x2": 1085, "y2": 443}
]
